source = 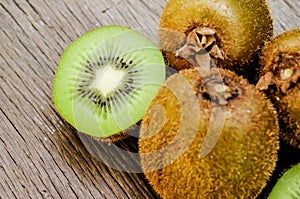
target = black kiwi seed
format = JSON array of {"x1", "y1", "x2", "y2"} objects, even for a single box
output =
[{"x1": 76, "y1": 55, "x2": 137, "y2": 110}]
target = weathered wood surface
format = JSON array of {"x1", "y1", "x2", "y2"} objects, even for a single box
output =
[{"x1": 0, "y1": 0, "x2": 299, "y2": 198}]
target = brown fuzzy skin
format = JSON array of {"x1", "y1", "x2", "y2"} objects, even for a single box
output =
[
  {"x1": 259, "y1": 29, "x2": 300, "y2": 76},
  {"x1": 276, "y1": 85, "x2": 300, "y2": 149},
  {"x1": 159, "y1": 0, "x2": 273, "y2": 72},
  {"x1": 257, "y1": 28, "x2": 300, "y2": 149},
  {"x1": 92, "y1": 131, "x2": 130, "y2": 143},
  {"x1": 258, "y1": 28, "x2": 300, "y2": 88},
  {"x1": 139, "y1": 68, "x2": 279, "y2": 199},
  {"x1": 92, "y1": 122, "x2": 141, "y2": 142}
]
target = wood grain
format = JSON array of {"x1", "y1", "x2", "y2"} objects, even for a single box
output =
[{"x1": 0, "y1": 0, "x2": 299, "y2": 198}]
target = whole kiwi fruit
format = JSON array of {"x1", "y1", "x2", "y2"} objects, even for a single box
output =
[
  {"x1": 268, "y1": 163, "x2": 300, "y2": 199},
  {"x1": 257, "y1": 28, "x2": 300, "y2": 149},
  {"x1": 139, "y1": 68, "x2": 279, "y2": 198},
  {"x1": 52, "y1": 25, "x2": 165, "y2": 141},
  {"x1": 159, "y1": 0, "x2": 273, "y2": 73}
]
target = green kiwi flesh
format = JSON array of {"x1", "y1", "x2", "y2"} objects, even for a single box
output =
[
  {"x1": 139, "y1": 68, "x2": 279, "y2": 198},
  {"x1": 159, "y1": 0, "x2": 273, "y2": 72},
  {"x1": 53, "y1": 25, "x2": 165, "y2": 138},
  {"x1": 257, "y1": 28, "x2": 300, "y2": 149},
  {"x1": 269, "y1": 163, "x2": 300, "y2": 199}
]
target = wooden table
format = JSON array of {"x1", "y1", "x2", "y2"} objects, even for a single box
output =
[{"x1": 1, "y1": 0, "x2": 299, "y2": 198}]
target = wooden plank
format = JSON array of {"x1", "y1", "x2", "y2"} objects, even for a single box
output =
[{"x1": 0, "y1": 0, "x2": 299, "y2": 198}]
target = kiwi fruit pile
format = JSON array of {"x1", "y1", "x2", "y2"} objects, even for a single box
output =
[
  {"x1": 52, "y1": 0, "x2": 299, "y2": 198},
  {"x1": 158, "y1": 0, "x2": 273, "y2": 74},
  {"x1": 53, "y1": 25, "x2": 165, "y2": 141},
  {"x1": 257, "y1": 28, "x2": 300, "y2": 150},
  {"x1": 138, "y1": 0, "x2": 298, "y2": 198},
  {"x1": 268, "y1": 163, "x2": 300, "y2": 199}
]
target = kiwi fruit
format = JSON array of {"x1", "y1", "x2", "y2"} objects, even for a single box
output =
[
  {"x1": 256, "y1": 28, "x2": 300, "y2": 149},
  {"x1": 268, "y1": 163, "x2": 300, "y2": 199},
  {"x1": 158, "y1": 0, "x2": 273, "y2": 73},
  {"x1": 52, "y1": 25, "x2": 165, "y2": 140},
  {"x1": 139, "y1": 68, "x2": 279, "y2": 198}
]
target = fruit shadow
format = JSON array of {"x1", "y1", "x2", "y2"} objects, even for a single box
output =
[
  {"x1": 75, "y1": 129, "x2": 160, "y2": 198},
  {"x1": 77, "y1": 126, "x2": 143, "y2": 173}
]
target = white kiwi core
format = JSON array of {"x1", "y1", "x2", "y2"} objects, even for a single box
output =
[{"x1": 91, "y1": 65, "x2": 125, "y2": 97}]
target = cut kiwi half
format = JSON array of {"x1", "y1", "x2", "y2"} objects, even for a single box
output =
[
  {"x1": 53, "y1": 25, "x2": 165, "y2": 139},
  {"x1": 257, "y1": 28, "x2": 300, "y2": 149},
  {"x1": 139, "y1": 68, "x2": 279, "y2": 198},
  {"x1": 269, "y1": 163, "x2": 300, "y2": 199},
  {"x1": 159, "y1": 0, "x2": 273, "y2": 73}
]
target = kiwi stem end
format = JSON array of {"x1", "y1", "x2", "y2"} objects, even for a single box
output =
[{"x1": 175, "y1": 27, "x2": 224, "y2": 69}]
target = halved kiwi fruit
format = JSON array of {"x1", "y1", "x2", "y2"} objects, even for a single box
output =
[
  {"x1": 159, "y1": 0, "x2": 273, "y2": 73},
  {"x1": 53, "y1": 25, "x2": 165, "y2": 140},
  {"x1": 257, "y1": 28, "x2": 300, "y2": 149},
  {"x1": 269, "y1": 163, "x2": 300, "y2": 199},
  {"x1": 139, "y1": 68, "x2": 279, "y2": 198}
]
